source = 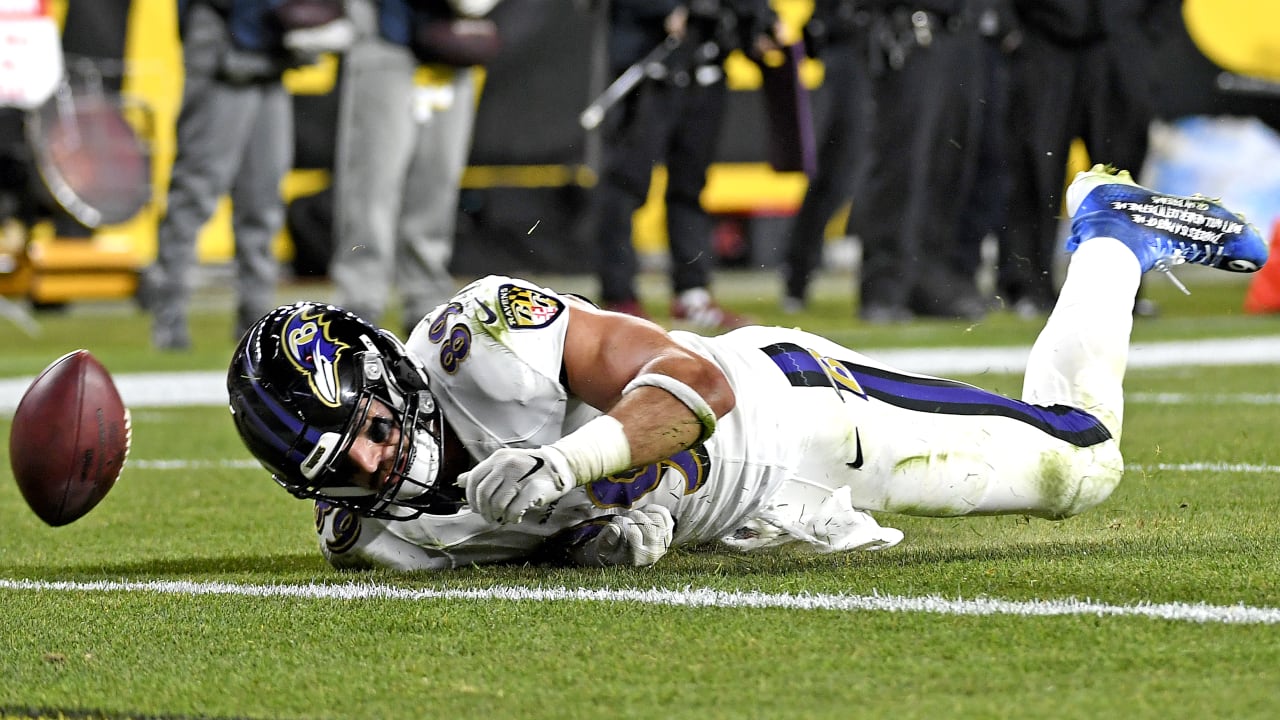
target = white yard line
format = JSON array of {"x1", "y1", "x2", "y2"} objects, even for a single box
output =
[
  {"x1": 3, "y1": 336, "x2": 1280, "y2": 414},
  {"x1": 1128, "y1": 392, "x2": 1280, "y2": 404},
  {"x1": 131, "y1": 458, "x2": 262, "y2": 470},
  {"x1": 0, "y1": 577, "x2": 1275, "y2": 625},
  {"x1": 1128, "y1": 462, "x2": 1280, "y2": 473}
]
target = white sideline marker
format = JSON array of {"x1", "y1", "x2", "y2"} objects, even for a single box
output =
[
  {"x1": 4, "y1": 337, "x2": 1280, "y2": 414},
  {"x1": 1, "y1": 578, "x2": 1278, "y2": 625}
]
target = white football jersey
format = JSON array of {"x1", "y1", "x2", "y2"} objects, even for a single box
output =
[
  {"x1": 316, "y1": 276, "x2": 805, "y2": 570},
  {"x1": 316, "y1": 274, "x2": 1121, "y2": 570}
]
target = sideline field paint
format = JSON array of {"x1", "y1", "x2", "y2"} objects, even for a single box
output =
[
  {"x1": 3, "y1": 337, "x2": 1280, "y2": 413},
  {"x1": 1, "y1": 577, "x2": 1277, "y2": 625},
  {"x1": 1135, "y1": 462, "x2": 1280, "y2": 473},
  {"x1": 1128, "y1": 392, "x2": 1280, "y2": 404}
]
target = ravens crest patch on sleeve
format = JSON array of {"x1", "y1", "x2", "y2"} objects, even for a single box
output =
[{"x1": 497, "y1": 284, "x2": 565, "y2": 329}]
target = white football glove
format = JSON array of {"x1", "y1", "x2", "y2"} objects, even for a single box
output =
[
  {"x1": 571, "y1": 506, "x2": 674, "y2": 567},
  {"x1": 459, "y1": 446, "x2": 577, "y2": 524}
]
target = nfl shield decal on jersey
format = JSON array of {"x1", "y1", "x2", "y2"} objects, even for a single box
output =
[{"x1": 498, "y1": 284, "x2": 565, "y2": 329}]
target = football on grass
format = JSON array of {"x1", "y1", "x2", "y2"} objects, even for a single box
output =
[{"x1": 9, "y1": 349, "x2": 131, "y2": 526}]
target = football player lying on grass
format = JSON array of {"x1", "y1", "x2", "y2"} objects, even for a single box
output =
[{"x1": 227, "y1": 166, "x2": 1268, "y2": 571}]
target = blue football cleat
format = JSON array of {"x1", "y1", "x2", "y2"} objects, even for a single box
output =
[{"x1": 1065, "y1": 165, "x2": 1269, "y2": 292}]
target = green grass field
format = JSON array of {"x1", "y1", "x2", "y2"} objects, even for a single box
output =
[{"x1": 1, "y1": 268, "x2": 1279, "y2": 720}]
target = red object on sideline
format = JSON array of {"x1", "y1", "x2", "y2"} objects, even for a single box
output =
[{"x1": 1243, "y1": 219, "x2": 1280, "y2": 314}]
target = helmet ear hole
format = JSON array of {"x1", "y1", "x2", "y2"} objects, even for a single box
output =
[{"x1": 377, "y1": 329, "x2": 431, "y2": 392}]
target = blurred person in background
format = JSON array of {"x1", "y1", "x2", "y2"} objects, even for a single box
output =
[
  {"x1": 329, "y1": 0, "x2": 502, "y2": 337},
  {"x1": 779, "y1": 0, "x2": 873, "y2": 314},
  {"x1": 589, "y1": 0, "x2": 784, "y2": 332},
  {"x1": 949, "y1": 0, "x2": 1020, "y2": 312},
  {"x1": 842, "y1": 0, "x2": 989, "y2": 324},
  {"x1": 139, "y1": 0, "x2": 342, "y2": 350},
  {"x1": 995, "y1": 0, "x2": 1176, "y2": 317}
]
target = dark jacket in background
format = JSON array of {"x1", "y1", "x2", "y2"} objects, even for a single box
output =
[
  {"x1": 995, "y1": 0, "x2": 1176, "y2": 310},
  {"x1": 379, "y1": 0, "x2": 455, "y2": 46},
  {"x1": 608, "y1": 0, "x2": 777, "y2": 71},
  {"x1": 180, "y1": 0, "x2": 289, "y2": 51}
]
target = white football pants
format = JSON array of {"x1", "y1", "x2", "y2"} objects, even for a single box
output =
[{"x1": 745, "y1": 237, "x2": 1137, "y2": 520}]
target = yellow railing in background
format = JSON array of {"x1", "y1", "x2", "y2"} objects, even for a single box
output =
[{"x1": 10, "y1": 1, "x2": 1280, "y2": 302}]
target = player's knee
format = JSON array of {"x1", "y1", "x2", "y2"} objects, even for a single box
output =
[{"x1": 1037, "y1": 442, "x2": 1125, "y2": 519}]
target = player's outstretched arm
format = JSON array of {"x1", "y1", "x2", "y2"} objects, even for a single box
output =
[
  {"x1": 459, "y1": 300, "x2": 735, "y2": 525},
  {"x1": 561, "y1": 299, "x2": 735, "y2": 463}
]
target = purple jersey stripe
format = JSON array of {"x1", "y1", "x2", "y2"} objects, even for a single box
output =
[{"x1": 762, "y1": 343, "x2": 1111, "y2": 448}]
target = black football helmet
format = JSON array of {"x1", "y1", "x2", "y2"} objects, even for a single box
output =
[{"x1": 227, "y1": 302, "x2": 452, "y2": 520}]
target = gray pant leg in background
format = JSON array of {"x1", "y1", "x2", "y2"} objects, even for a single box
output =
[
  {"x1": 149, "y1": 3, "x2": 289, "y2": 343},
  {"x1": 229, "y1": 81, "x2": 292, "y2": 336},
  {"x1": 330, "y1": 2, "x2": 416, "y2": 324},
  {"x1": 396, "y1": 67, "x2": 474, "y2": 325}
]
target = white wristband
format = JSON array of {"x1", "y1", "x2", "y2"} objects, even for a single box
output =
[
  {"x1": 548, "y1": 415, "x2": 632, "y2": 486},
  {"x1": 622, "y1": 373, "x2": 718, "y2": 442}
]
